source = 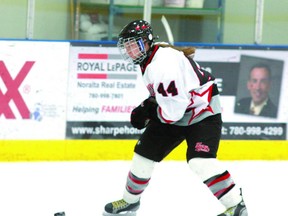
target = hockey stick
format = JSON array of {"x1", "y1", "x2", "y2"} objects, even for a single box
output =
[{"x1": 161, "y1": 15, "x2": 174, "y2": 45}]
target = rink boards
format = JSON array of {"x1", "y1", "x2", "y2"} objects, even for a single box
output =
[
  {"x1": 0, "y1": 140, "x2": 287, "y2": 161},
  {"x1": 0, "y1": 41, "x2": 287, "y2": 162}
]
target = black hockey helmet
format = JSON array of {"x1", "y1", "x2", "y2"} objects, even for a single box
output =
[
  {"x1": 118, "y1": 20, "x2": 154, "y2": 44},
  {"x1": 117, "y1": 20, "x2": 155, "y2": 64}
]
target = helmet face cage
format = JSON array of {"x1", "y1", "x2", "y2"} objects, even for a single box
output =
[
  {"x1": 117, "y1": 36, "x2": 147, "y2": 64},
  {"x1": 117, "y1": 20, "x2": 154, "y2": 64}
]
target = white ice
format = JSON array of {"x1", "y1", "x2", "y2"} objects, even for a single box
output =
[{"x1": 0, "y1": 160, "x2": 287, "y2": 216}]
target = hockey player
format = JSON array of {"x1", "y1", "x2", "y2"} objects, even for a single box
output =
[{"x1": 103, "y1": 20, "x2": 248, "y2": 216}]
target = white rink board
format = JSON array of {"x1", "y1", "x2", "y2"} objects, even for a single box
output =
[
  {"x1": 0, "y1": 41, "x2": 69, "y2": 139},
  {"x1": 0, "y1": 161, "x2": 286, "y2": 216}
]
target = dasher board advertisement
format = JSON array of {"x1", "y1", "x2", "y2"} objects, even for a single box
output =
[
  {"x1": 66, "y1": 45, "x2": 149, "y2": 139},
  {"x1": 66, "y1": 45, "x2": 288, "y2": 140},
  {"x1": 0, "y1": 41, "x2": 70, "y2": 139},
  {"x1": 195, "y1": 49, "x2": 288, "y2": 140}
]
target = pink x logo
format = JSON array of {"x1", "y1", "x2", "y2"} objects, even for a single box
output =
[{"x1": 0, "y1": 61, "x2": 35, "y2": 119}]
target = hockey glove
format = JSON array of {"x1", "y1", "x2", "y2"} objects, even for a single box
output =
[
  {"x1": 130, "y1": 105, "x2": 150, "y2": 130},
  {"x1": 143, "y1": 96, "x2": 159, "y2": 122},
  {"x1": 130, "y1": 97, "x2": 158, "y2": 129}
]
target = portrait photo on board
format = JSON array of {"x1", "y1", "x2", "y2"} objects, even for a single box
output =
[{"x1": 234, "y1": 55, "x2": 284, "y2": 118}]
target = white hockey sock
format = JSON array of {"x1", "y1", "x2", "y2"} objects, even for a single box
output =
[
  {"x1": 188, "y1": 158, "x2": 242, "y2": 209},
  {"x1": 123, "y1": 153, "x2": 155, "y2": 203}
]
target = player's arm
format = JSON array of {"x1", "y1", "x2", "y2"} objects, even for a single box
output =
[
  {"x1": 130, "y1": 96, "x2": 158, "y2": 129},
  {"x1": 153, "y1": 78, "x2": 190, "y2": 124},
  {"x1": 150, "y1": 56, "x2": 193, "y2": 123},
  {"x1": 130, "y1": 78, "x2": 189, "y2": 127}
]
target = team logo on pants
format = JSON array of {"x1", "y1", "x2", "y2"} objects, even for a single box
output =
[{"x1": 195, "y1": 142, "x2": 210, "y2": 152}]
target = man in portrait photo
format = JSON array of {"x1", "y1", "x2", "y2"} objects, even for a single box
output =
[{"x1": 234, "y1": 55, "x2": 283, "y2": 118}]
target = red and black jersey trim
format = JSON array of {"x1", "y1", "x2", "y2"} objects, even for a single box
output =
[
  {"x1": 187, "y1": 57, "x2": 219, "y2": 97},
  {"x1": 140, "y1": 45, "x2": 159, "y2": 74},
  {"x1": 188, "y1": 57, "x2": 216, "y2": 85}
]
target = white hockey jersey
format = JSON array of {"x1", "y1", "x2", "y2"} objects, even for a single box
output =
[{"x1": 140, "y1": 45, "x2": 222, "y2": 126}]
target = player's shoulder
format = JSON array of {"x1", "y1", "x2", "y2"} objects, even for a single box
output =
[
  {"x1": 157, "y1": 45, "x2": 182, "y2": 54},
  {"x1": 146, "y1": 47, "x2": 180, "y2": 79},
  {"x1": 153, "y1": 46, "x2": 184, "y2": 63}
]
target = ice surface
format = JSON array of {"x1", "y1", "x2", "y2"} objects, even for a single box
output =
[{"x1": 0, "y1": 160, "x2": 286, "y2": 216}]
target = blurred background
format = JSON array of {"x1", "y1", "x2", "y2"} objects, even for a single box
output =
[{"x1": 0, "y1": 0, "x2": 287, "y2": 45}]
